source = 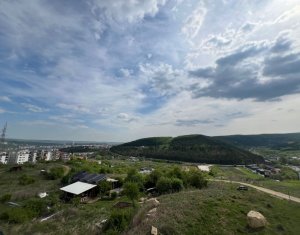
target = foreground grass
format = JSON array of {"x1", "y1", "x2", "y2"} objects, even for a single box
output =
[{"x1": 128, "y1": 182, "x2": 300, "y2": 235}]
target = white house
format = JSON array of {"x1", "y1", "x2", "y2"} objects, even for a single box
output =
[{"x1": 0, "y1": 152, "x2": 8, "y2": 164}]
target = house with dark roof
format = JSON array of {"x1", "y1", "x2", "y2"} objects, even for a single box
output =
[{"x1": 71, "y1": 171, "x2": 107, "y2": 184}]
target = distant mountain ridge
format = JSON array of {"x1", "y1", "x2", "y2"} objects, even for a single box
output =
[
  {"x1": 111, "y1": 134, "x2": 264, "y2": 164},
  {"x1": 214, "y1": 133, "x2": 300, "y2": 150}
]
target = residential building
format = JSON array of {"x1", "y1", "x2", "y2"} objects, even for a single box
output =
[{"x1": 0, "y1": 152, "x2": 8, "y2": 164}]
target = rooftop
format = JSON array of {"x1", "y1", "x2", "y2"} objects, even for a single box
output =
[{"x1": 60, "y1": 181, "x2": 97, "y2": 195}]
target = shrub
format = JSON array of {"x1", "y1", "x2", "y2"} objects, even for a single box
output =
[
  {"x1": 111, "y1": 192, "x2": 118, "y2": 200},
  {"x1": 46, "y1": 167, "x2": 65, "y2": 180},
  {"x1": 123, "y1": 182, "x2": 139, "y2": 204},
  {"x1": 156, "y1": 177, "x2": 172, "y2": 194},
  {"x1": 0, "y1": 207, "x2": 31, "y2": 223},
  {"x1": 98, "y1": 180, "x2": 112, "y2": 196},
  {"x1": 18, "y1": 174, "x2": 35, "y2": 185},
  {"x1": 0, "y1": 194, "x2": 12, "y2": 203},
  {"x1": 24, "y1": 198, "x2": 48, "y2": 217},
  {"x1": 187, "y1": 170, "x2": 207, "y2": 189},
  {"x1": 104, "y1": 209, "x2": 134, "y2": 232},
  {"x1": 171, "y1": 178, "x2": 184, "y2": 192}
]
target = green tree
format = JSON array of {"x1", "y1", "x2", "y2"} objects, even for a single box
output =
[
  {"x1": 156, "y1": 177, "x2": 172, "y2": 194},
  {"x1": 47, "y1": 166, "x2": 65, "y2": 180},
  {"x1": 187, "y1": 170, "x2": 207, "y2": 189},
  {"x1": 123, "y1": 182, "x2": 139, "y2": 206},
  {"x1": 98, "y1": 180, "x2": 111, "y2": 197},
  {"x1": 171, "y1": 178, "x2": 184, "y2": 192}
]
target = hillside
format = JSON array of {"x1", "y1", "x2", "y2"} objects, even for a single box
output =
[
  {"x1": 214, "y1": 133, "x2": 300, "y2": 150},
  {"x1": 128, "y1": 181, "x2": 300, "y2": 235},
  {"x1": 110, "y1": 135, "x2": 264, "y2": 164}
]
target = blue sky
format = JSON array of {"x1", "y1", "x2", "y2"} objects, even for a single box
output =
[{"x1": 0, "y1": 0, "x2": 300, "y2": 141}]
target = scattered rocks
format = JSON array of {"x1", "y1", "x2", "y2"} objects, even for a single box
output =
[
  {"x1": 147, "y1": 198, "x2": 160, "y2": 206},
  {"x1": 247, "y1": 210, "x2": 267, "y2": 229},
  {"x1": 147, "y1": 208, "x2": 157, "y2": 218},
  {"x1": 151, "y1": 225, "x2": 158, "y2": 235}
]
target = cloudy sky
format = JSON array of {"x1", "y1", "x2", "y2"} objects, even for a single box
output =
[{"x1": 0, "y1": 0, "x2": 300, "y2": 141}]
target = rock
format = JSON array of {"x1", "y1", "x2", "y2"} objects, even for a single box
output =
[
  {"x1": 139, "y1": 197, "x2": 146, "y2": 203},
  {"x1": 247, "y1": 210, "x2": 267, "y2": 229},
  {"x1": 147, "y1": 208, "x2": 157, "y2": 218},
  {"x1": 147, "y1": 198, "x2": 160, "y2": 206},
  {"x1": 151, "y1": 226, "x2": 158, "y2": 235}
]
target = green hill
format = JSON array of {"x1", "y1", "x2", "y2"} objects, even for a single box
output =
[
  {"x1": 110, "y1": 135, "x2": 264, "y2": 164},
  {"x1": 215, "y1": 133, "x2": 300, "y2": 150}
]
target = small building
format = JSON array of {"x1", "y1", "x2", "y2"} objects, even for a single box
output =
[
  {"x1": 71, "y1": 171, "x2": 107, "y2": 184},
  {"x1": 60, "y1": 181, "x2": 98, "y2": 201}
]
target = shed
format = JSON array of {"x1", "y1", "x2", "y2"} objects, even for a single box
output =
[{"x1": 60, "y1": 181, "x2": 98, "y2": 200}]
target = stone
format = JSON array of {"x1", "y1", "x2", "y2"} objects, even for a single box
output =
[
  {"x1": 147, "y1": 198, "x2": 160, "y2": 206},
  {"x1": 151, "y1": 226, "x2": 158, "y2": 235},
  {"x1": 247, "y1": 210, "x2": 267, "y2": 229}
]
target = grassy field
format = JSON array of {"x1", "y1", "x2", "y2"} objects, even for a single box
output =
[
  {"x1": 128, "y1": 181, "x2": 300, "y2": 235},
  {"x1": 214, "y1": 166, "x2": 300, "y2": 198}
]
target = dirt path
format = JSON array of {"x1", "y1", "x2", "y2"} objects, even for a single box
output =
[{"x1": 211, "y1": 179, "x2": 300, "y2": 203}]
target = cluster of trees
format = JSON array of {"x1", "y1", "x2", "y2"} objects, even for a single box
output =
[
  {"x1": 111, "y1": 135, "x2": 264, "y2": 165},
  {"x1": 122, "y1": 167, "x2": 208, "y2": 202}
]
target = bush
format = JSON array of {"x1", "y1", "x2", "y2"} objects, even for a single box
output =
[
  {"x1": 156, "y1": 177, "x2": 172, "y2": 194},
  {"x1": 111, "y1": 192, "x2": 118, "y2": 200},
  {"x1": 0, "y1": 194, "x2": 12, "y2": 203},
  {"x1": 123, "y1": 182, "x2": 139, "y2": 204},
  {"x1": 187, "y1": 170, "x2": 207, "y2": 189},
  {"x1": 98, "y1": 180, "x2": 112, "y2": 196},
  {"x1": 18, "y1": 174, "x2": 35, "y2": 185},
  {"x1": 171, "y1": 178, "x2": 184, "y2": 192},
  {"x1": 46, "y1": 167, "x2": 65, "y2": 180},
  {"x1": 24, "y1": 198, "x2": 48, "y2": 217},
  {"x1": 0, "y1": 207, "x2": 31, "y2": 223},
  {"x1": 104, "y1": 209, "x2": 134, "y2": 232}
]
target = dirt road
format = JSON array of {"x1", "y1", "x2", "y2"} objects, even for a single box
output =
[{"x1": 211, "y1": 179, "x2": 300, "y2": 203}]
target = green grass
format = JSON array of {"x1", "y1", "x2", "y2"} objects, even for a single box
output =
[
  {"x1": 214, "y1": 166, "x2": 300, "y2": 199},
  {"x1": 128, "y1": 181, "x2": 300, "y2": 235},
  {"x1": 255, "y1": 180, "x2": 300, "y2": 198}
]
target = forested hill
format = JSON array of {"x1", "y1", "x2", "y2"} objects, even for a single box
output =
[
  {"x1": 214, "y1": 133, "x2": 300, "y2": 150},
  {"x1": 110, "y1": 135, "x2": 264, "y2": 164}
]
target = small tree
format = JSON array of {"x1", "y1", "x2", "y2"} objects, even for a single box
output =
[
  {"x1": 98, "y1": 180, "x2": 111, "y2": 197},
  {"x1": 156, "y1": 177, "x2": 172, "y2": 194},
  {"x1": 123, "y1": 182, "x2": 139, "y2": 206},
  {"x1": 171, "y1": 178, "x2": 184, "y2": 192},
  {"x1": 188, "y1": 170, "x2": 207, "y2": 189}
]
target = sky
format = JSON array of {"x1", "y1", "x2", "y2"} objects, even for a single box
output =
[{"x1": 0, "y1": 0, "x2": 300, "y2": 142}]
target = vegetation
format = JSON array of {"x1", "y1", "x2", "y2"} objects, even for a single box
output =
[
  {"x1": 128, "y1": 181, "x2": 300, "y2": 235},
  {"x1": 46, "y1": 166, "x2": 65, "y2": 180},
  {"x1": 123, "y1": 182, "x2": 139, "y2": 205},
  {"x1": 111, "y1": 135, "x2": 263, "y2": 164},
  {"x1": 215, "y1": 133, "x2": 300, "y2": 150},
  {"x1": 18, "y1": 174, "x2": 35, "y2": 185}
]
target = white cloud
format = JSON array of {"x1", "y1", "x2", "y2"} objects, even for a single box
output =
[
  {"x1": 0, "y1": 96, "x2": 11, "y2": 102},
  {"x1": 91, "y1": 0, "x2": 167, "y2": 23},
  {"x1": 21, "y1": 103, "x2": 48, "y2": 113},
  {"x1": 182, "y1": 3, "x2": 207, "y2": 40}
]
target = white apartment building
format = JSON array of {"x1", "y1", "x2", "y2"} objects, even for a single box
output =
[
  {"x1": 45, "y1": 151, "x2": 52, "y2": 161},
  {"x1": 29, "y1": 151, "x2": 38, "y2": 163},
  {"x1": 15, "y1": 150, "x2": 30, "y2": 164},
  {"x1": 0, "y1": 152, "x2": 8, "y2": 164}
]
